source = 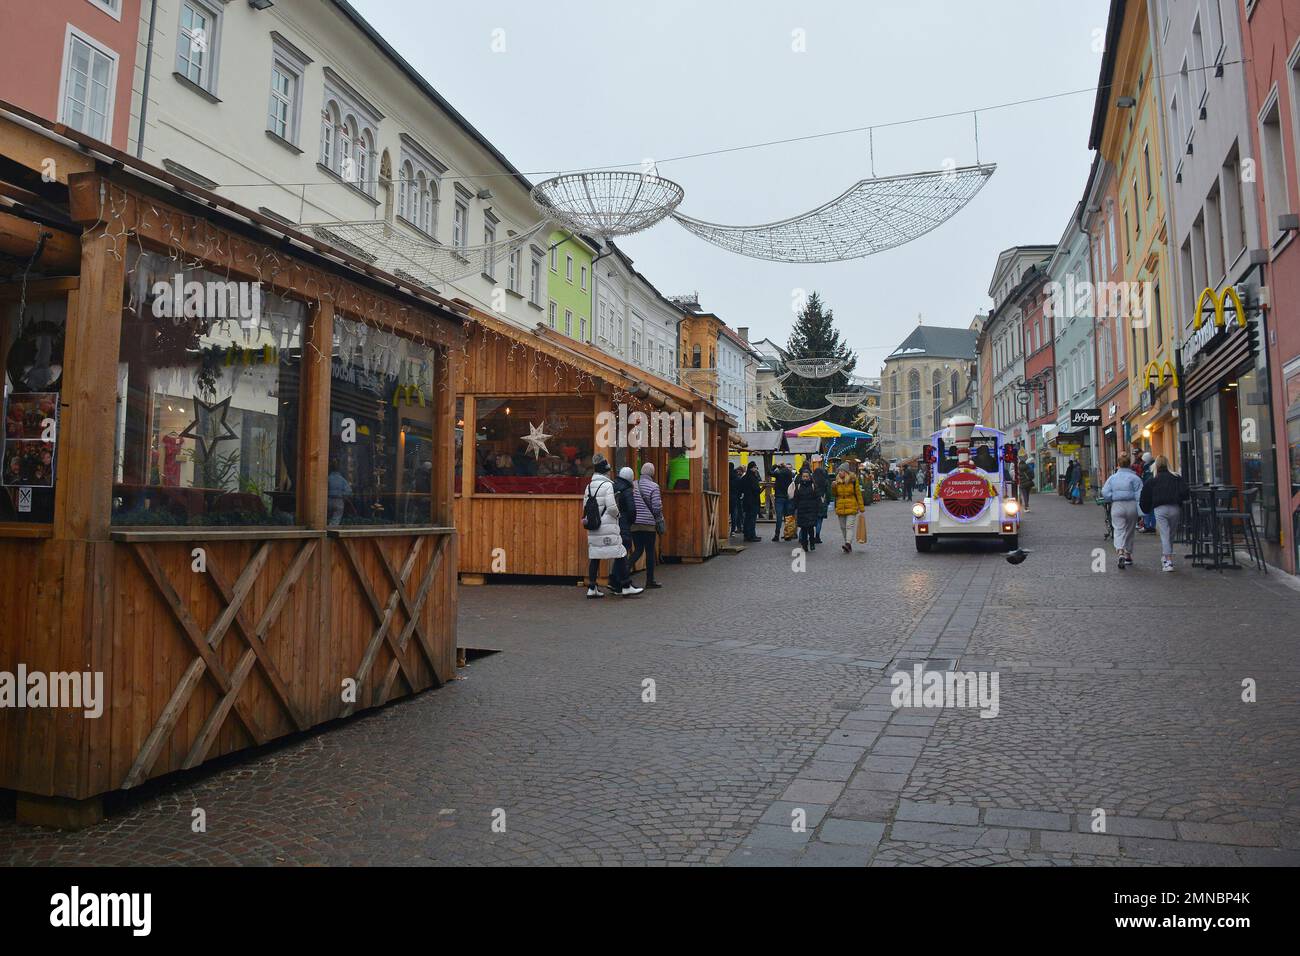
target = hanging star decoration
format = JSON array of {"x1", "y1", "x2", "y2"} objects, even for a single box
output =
[
  {"x1": 521, "y1": 421, "x2": 552, "y2": 459},
  {"x1": 180, "y1": 396, "x2": 238, "y2": 459}
]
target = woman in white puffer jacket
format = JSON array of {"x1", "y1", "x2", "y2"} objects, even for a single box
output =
[{"x1": 583, "y1": 453, "x2": 629, "y2": 597}]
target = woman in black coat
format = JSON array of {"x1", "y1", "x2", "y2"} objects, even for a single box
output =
[{"x1": 791, "y1": 468, "x2": 822, "y2": 552}]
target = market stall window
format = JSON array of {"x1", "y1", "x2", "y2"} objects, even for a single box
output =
[
  {"x1": 112, "y1": 250, "x2": 303, "y2": 526},
  {"x1": 473, "y1": 395, "x2": 593, "y2": 494},
  {"x1": 454, "y1": 397, "x2": 464, "y2": 495},
  {"x1": 328, "y1": 315, "x2": 437, "y2": 524},
  {"x1": 2, "y1": 297, "x2": 66, "y2": 523}
]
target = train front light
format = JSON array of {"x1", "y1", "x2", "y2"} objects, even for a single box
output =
[
  {"x1": 1003, "y1": 499, "x2": 1020, "y2": 516},
  {"x1": 912, "y1": 503, "x2": 925, "y2": 518}
]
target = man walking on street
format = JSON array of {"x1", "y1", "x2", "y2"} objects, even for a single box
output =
[
  {"x1": 771, "y1": 461, "x2": 791, "y2": 541},
  {"x1": 740, "y1": 460, "x2": 763, "y2": 542},
  {"x1": 902, "y1": 464, "x2": 915, "y2": 502}
]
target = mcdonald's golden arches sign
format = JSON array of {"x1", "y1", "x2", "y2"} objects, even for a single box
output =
[{"x1": 1193, "y1": 285, "x2": 1246, "y2": 332}]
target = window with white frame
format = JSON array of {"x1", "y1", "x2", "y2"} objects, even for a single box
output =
[
  {"x1": 266, "y1": 36, "x2": 308, "y2": 145},
  {"x1": 319, "y1": 73, "x2": 380, "y2": 197},
  {"x1": 530, "y1": 252, "x2": 543, "y2": 305},
  {"x1": 482, "y1": 221, "x2": 496, "y2": 278},
  {"x1": 176, "y1": 0, "x2": 221, "y2": 94},
  {"x1": 564, "y1": 309, "x2": 573, "y2": 336},
  {"x1": 565, "y1": 255, "x2": 573, "y2": 282},
  {"x1": 87, "y1": 0, "x2": 122, "y2": 17},
  {"x1": 59, "y1": 28, "x2": 116, "y2": 142},
  {"x1": 580, "y1": 265, "x2": 588, "y2": 290},
  {"x1": 453, "y1": 200, "x2": 468, "y2": 253},
  {"x1": 548, "y1": 301, "x2": 557, "y2": 328},
  {"x1": 550, "y1": 245, "x2": 558, "y2": 271},
  {"x1": 579, "y1": 316, "x2": 586, "y2": 340},
  {"x1": 508, "y1": 248, "x2": 521, "y2": 293}
]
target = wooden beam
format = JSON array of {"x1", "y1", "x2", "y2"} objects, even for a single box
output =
[
  {"x1": 300, "y1": 300, "x2": 334, "y2": 528},
  {"x1": 53, "y1": 233, "x2": 124, "y2": 542}
]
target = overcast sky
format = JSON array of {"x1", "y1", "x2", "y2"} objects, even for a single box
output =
[{"x1": 354, "y1": 0, "x2": 1111, "y2": 377}]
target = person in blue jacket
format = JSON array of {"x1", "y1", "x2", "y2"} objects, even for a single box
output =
[{"x1": 1102, "y1": 453, "x2": 1144, "y2": 569}]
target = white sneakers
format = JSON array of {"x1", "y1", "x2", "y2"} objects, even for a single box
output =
[
  {"x1": 586, "y1": 587, "x2": 603, "y2": 598},
  {"x1": 1161, "y1": 559, "x2": 1175, "y2": 572},
  {"x1": 620, "y1": 584, "x2": 644, "y2": 596}
]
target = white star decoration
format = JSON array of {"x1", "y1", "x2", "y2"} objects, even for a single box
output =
[{"x1": 521, "y1": 421, "x2": 552, "y2": 459}]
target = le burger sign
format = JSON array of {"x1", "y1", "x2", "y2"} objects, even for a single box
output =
[{"x1": 1069, "y1": 408, "x2": 1102, "y2": 427}]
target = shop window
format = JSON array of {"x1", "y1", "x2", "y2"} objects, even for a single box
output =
[
  {"x1": 2, "y1": 297, "x2": 67, "y2": 523},
  {"x1": 328, "y1": 315, "x2": 436, "y2": 525},
  {"x1": 473, "y1": 395, "x2": 593, "y2": 494},
  {"x1": 113, "y1": 250, "x2": 303, "y2": 526}
]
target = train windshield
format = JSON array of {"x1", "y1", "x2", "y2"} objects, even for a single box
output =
[{"x1": 937, "y1": 436, "x2": 999, "y2": 473}]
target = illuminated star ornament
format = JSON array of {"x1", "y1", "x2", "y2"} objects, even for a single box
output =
[
  {"x1": 180, "y1": 396, "x2": 239, "y2": 459},
  {"x1": 521, "y1": 421, "x2": 552, "y2": 459}
]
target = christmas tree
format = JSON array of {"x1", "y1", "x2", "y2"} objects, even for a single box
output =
[{"x1": 783, "y1": 292, "x2": 858, "y2": 426}]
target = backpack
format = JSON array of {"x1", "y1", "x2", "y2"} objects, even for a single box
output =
[{"x1": 583, "y1": 479, "x2": 605, "y2": 531}]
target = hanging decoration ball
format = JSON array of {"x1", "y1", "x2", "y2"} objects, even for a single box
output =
[{"x1": 531, "y1": 171, "x2": 685, "y2": 238}]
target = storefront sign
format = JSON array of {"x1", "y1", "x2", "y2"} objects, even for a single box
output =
[
  {"x1": 1070, "y1": 408, "x2": 1101, "y2": 427},
  {"x1": 1142, "y1": 360, "x2": 1177, "y2": 389},
  {"x1": 1184, "y1": 286, "x2": 1247, "y2": 368}
]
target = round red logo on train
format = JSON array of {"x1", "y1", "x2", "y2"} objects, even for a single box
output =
[{"x1": 937, "y1": 472, "x2": 989, "y2": 500}]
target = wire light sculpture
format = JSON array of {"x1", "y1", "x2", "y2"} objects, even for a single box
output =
[
  {"x1": 824, "y1": 389, "x2": 872, "y2": 408},
  {"x1": 783, "y1": 356, "x2": 849, "y2": 378},
  {"x1": 308, "y1": 219, "x2": 551, "y2": 288},
  {"x1": 531, "y1": 171, "x2": 685, "y2": 238},
  {"x1": 761, "y1": 397, "x2": 834, "y2": 421},
  {"x1": 672, "y1": 164, "x2": 995, "y2": 262}
]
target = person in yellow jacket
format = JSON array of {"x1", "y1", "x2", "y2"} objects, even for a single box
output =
[{"x1": 832, "y1": 465, "x2": 865, "y2": 553}]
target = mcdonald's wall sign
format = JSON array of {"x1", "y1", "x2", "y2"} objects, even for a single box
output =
[
  {"x1": 1143, "y1": 359, "x2": 1178, "y2": 389},
  {"x1": 1183, "y1": 284, "x2": 1253, "y2": 369}
]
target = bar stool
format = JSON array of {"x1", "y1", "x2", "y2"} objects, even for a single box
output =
[{"x1": 1218, "y1": 487, "x2": 1267, "y2": 573}]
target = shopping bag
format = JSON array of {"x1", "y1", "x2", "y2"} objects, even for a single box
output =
[
  {"x1": 782, "y1": 514, "x2": 797, "y2": 540},
  {"x1": 856, "y1": 512, "x2": 868, "y2": 544}
]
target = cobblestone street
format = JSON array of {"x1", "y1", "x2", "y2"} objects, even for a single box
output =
[{"x1": 2, "y1": 493, "x2": 1298, "y2": 866}]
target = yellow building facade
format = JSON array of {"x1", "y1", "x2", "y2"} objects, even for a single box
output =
[{"x1": 1098, "y1": 0, "x2": 1179, "y2": 467}]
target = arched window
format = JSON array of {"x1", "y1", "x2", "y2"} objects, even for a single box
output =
[
  {"x1": 908, "y1": 370, "x2": 922, "y2": 437},
  {"x1": 932, "y1": 368, "x2": 943, "y2": 430},
  {"x1": 950, "y1": 371, "x2": 960, "y2": 406},
  {"x1": 339, "y1": 115, "x2": 358, "y2": 182},
  {"x1": 422, "y1": 178, "x2": 435, "y2": 233},
  {"x1": 320, "y1": 101, "x2": 340, "y2": 169},
  {"x1": 399, "y1": 160, "x2": 414, "y2": 220},
  {"x1": 356, "y1": 129, "x2": 373, "y2": 192}
]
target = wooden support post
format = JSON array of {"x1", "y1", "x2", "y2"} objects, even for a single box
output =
[
  {"x1": 300, "y1": 300, "x2": 334, "y2": 529},
  {"x1": 53, "y1": 231, "x2": 125, "y2": 542}
]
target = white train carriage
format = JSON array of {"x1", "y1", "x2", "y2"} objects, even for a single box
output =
[{"x1": 912, "y1": 417, "x2": 1021, "y2": 552}]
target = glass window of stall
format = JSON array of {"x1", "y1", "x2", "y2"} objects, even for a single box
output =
[
  {"x1": 327, "y1": 314, "x2": 437, "y2": 525},
  {"x1": 112, "y1": 249, "x2": 303, "y2": 526}
]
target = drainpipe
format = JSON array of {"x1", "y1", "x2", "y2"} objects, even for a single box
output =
[{"x1": 135, "y1": 0, "x2": 160, "y2": 158}]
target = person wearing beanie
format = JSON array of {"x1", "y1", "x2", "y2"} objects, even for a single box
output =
[
  {"x1": 583, "y1": 454, "x2": 640, "y2": 597},
  {"x1": 611, "y1": 465, "x2": 641, "y2": 594},
  {"x1": 628, "y1": 461, "x2": 664, "y2": 589}
]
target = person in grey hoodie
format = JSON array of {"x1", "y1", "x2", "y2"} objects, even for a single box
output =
[{"x1": 1102, "y1": 453, "x2": 1144, "y2": 569}]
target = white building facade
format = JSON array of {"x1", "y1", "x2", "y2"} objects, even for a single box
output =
[{"x1": 127, "y1": 0, "x2": 543, "y2": 326}]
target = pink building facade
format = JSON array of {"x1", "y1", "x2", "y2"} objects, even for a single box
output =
[
  {"x1": 1240, "y1": 0, "x2": 1300, "y2": 573},
  {"x1": 0, "y1": 0, "x2": 141, "y2": 151}
]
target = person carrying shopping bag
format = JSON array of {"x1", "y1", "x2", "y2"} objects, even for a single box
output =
[
  {"x1": 1101, "y1": 453, "x2": 1144, "y2": 570},
  {"x1": 832, "y1": 465, "x2": 865, "y2": 553}
]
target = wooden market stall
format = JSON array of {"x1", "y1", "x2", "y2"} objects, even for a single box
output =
[
  {"x1": 0, "y1": 105, "x2": 464, "y2": 826},
  {"x1": 453, "y1": 309, "x2": 733, "y2": 581}
]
